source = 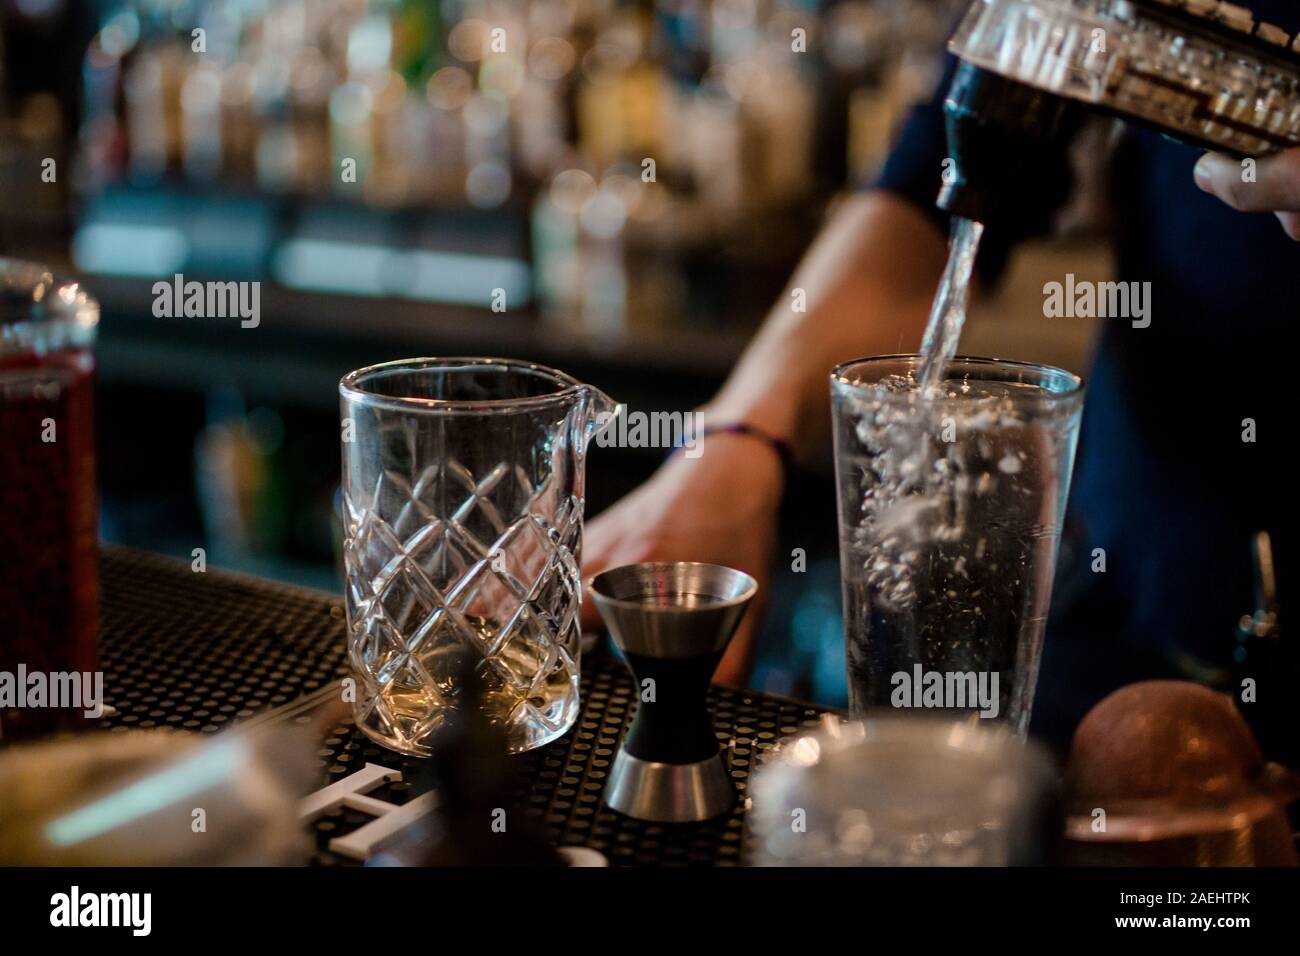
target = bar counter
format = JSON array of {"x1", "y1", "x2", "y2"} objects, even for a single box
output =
[{"x1": 97, "y1": 546, "x2": 829, "y2": 866}]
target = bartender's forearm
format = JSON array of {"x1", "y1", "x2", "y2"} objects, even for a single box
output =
[{"x1": 705, "y1": 190, "x2": 948, "y2": 460}]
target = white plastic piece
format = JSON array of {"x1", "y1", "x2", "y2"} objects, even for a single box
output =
[
  {"x1": 328, "y1": 792, "x2": 437, "y2": 861},
  {"x1": 558, "y1": 846, "x2": 610, "y2": 867},
  {"x1": 299, "y1": 762, "x2": 401, "y2": 821},
  {"x1": 299, "y1": 762, "x2": 444, "y2": 862}
]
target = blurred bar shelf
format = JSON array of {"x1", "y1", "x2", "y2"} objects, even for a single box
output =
[
  {"x1": 87, "y1": 272, "x2": 752, "y2": 401},
  {"x1": 69, "y1": 179, "x2": 766, "y2": 405}
]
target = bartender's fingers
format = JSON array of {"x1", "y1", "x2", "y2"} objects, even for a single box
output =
[
  {"x1": 581, "y1": 504, "x2": 771, "y2": 684},
  {"x1": 1194, "y1": 149, "x2": 1300, "y2": 232},
  {"x1": 578, "y1": 438, "x2": 782, "y2": 686},
  {"x1": 1277, "y1": 211, "x2": 1300, "y2": 241},
  {"x1": 578, "y1": 518, "x2": 653, "y2": 631}
]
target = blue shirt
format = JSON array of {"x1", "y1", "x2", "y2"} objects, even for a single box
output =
[{"x1": 875, "y1": 1, "x2": 1296, "y2": 745}]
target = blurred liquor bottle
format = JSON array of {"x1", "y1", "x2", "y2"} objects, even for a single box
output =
[
  {"x1": 392, "y1": 0, "x2": 442, "y2": 86},
  {"x1": 119, "y1": 3, "x2": 189, "y2": 180},
  {"x1": 653, "y1": 0, "x2": 709, "y2": 83}
]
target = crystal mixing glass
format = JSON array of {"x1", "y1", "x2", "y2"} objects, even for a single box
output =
[{"x1": 340, "y1": 358, "x2": 614, "y2": 755}]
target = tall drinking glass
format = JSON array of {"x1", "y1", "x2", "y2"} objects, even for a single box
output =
[
  {"x1": 340, "y1": 358, "x2": 614, "y2": 755},
  {"x1": 0, "y1": 261, "x2": 99, "y2": 743},
  {"x1": 831, "y1": 356, "x2": 1084, "y2": 735}
]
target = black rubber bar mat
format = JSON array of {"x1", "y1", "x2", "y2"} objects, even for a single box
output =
[{"x1": 97, "y1": 546, "x2": 829, "y2": 865}]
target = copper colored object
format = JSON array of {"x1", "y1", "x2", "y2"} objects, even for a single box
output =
[{"x1": 1064, "y1": 681, "x2": 1299, "y2": 866}]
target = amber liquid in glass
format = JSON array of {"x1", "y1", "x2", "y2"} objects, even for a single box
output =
[{"x1": 0, "y1": 348, "x2": 98, "y2": 741}]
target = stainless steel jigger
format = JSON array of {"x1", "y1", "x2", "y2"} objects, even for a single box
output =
[{"x1": 590, "y1": 562, "x2": 757, "y2": 823}]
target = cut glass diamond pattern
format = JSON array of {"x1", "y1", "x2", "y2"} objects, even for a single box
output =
[{"x1": 345, "y1": 453, "x2": 584, "y2": 754}]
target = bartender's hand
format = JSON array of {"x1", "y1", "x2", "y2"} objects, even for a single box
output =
[
  {"x1": 580, "y1": 431, "x2": 783, "y2": 686},
  {"x1": 1194, "y1": 148, "x2": 1300, "y2": 240},
  {"x1": 578, "y1": 191, "x2": 945, "y2": 688}
]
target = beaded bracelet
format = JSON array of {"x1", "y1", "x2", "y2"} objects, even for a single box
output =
[{"x1": 669, "y1": 421, "x2": 794, "y2": 481}]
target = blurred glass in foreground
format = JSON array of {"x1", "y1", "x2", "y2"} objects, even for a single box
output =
[
  {"x1": 749, "y1": 716, "x2": 1060, "y2": 865},
  {"x1": 0, "y1": 260, "x2": 99, "y2": 743},
  {"x1": 0, "y1": 722, "x2": 317, "y2": 864}
]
